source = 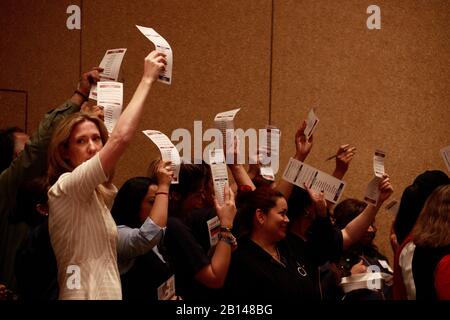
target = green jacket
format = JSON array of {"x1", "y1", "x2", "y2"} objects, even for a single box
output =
[{"x1": 0, "y1": 100, "x2": 80, "y2": 292}]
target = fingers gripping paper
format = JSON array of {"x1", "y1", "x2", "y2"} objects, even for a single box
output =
[{"x1": 142, "y1": 130, "x2": 181, "y2": 184}]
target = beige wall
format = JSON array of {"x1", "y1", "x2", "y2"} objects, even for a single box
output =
[{"x1": 1, "y1": 0, "x2": 449, "y2": 263}]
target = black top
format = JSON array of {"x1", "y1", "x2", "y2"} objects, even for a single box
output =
[
  {"x1": 224, "y1": 236, "x2": 317, "y2": 301},
  {"x1": 165, "y1": 211, "x2": 223, "y2": 301},
  {"x1": 285, "y1": 216, "x2": 344, "y2": 300},
  {"x1": 120, "y1": 246, "x2": 174, "y2": 300},
  {"x1": 14, "y1": 219, "x2": 58, "y2": 300},
  {"x1": 413, "y1": 244, "x2": 450, "y2": 300}
]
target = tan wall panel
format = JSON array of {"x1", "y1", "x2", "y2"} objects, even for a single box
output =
[
  {"x1": 272, "y1": 0, "x2": 450, "y2": 262},
  {"x1": 0, "y1": 0, "x2": 80, "y2": 134},
  {"x1": 0, "y1": 91, "x2": 26, "y2": 129},
  {"x1": 82, "y1": 0, "x2": 272, "y2": 187}
]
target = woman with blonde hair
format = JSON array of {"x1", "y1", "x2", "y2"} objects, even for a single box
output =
[
  {"x1": 411, "y1": 184, "x2": 450, "y2": 300},
  {"x1": 47, "y1": 50, "x2": 166, "y2": 300}
]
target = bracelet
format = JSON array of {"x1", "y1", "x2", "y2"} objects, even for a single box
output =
[
  {"x1": 219, "y1": 232, "x2": 237, "y2": 247},
  {"x1": 155, "y1": 192, "x2": 169, "y2": 196},
  {"x1": 74, "y1": 89, "x2": 89, "y2": 102},
  {"x1": 220, "y1": 226, "x2": 233, "y2": 233}
]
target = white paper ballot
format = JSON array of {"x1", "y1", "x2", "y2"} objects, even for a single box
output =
[
  {"x1": 282, "y1": 158, "x2": 346, "y2": 204},
  {"x1": 96, "y1": 82, "x2": 123, "y2": 134},
  {"x1": 373, "y1": 149, "x2": 386, "y2": 178},
  {"x1": 364, "y1": 150, "x2": 387, "y2": 206},
  {"x1": 340, "y1": 272, "x2": 393, "y2": 293},
  {"x1": 304, "y1": 108, "x2": 319, "y2": 139},
  {"x1": 136, "y1": 25, "x2": 173, "y2": 85},
  {"x1": 89, "y1": 48, "x2": 127, "y2": 100},
  {"x1": 209, "y1": 149, "x2": 229, "y2": 206},
  {"x1": 214, "y1": 108, "x2": 241, "y2": 151},
  {"x1": 207, "y1": 216, "x2": 221, "y2": 248},
  {"x1": 364, "y1": 177, "x2": 381, "y2": 206},
  {"x1": 259, "y1": 126, "x2": 280, "y2": 181},
  {"x1": 157, "y1": 275, "x2": 176, "y2": 300},
  {"x1": 440, "y1": 145, "x2": 450, "y2": 172},
  {"x1": 142, "y1": 130, "x2": 181, "y2": 184}
]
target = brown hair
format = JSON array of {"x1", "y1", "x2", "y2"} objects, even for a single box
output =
[
  {"x1": 47, "y1": 112, "x2": 109, "y2": 185},
  {"x1": 412, "y1": 184, "x2": 450, "y2": 248}
]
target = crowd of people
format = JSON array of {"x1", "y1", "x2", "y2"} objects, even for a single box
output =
[{"x1": 0, "y1": 49, "x2": 448, "y2": 301}]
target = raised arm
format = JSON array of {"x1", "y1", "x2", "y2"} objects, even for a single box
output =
[
  {"x1": 195, "y1": 185, "x2": 237, "y2": 288},
  {"x1": 99, "y1": 51, "x2": 166, "y2": 177},
  {"x1": 227, "y1": 136, "x2": 256, "y2": 191},
  {"x1": 341, "y1": 174, "x2": 393, "y2": 250},
  {"x1": 276, "y1": 120, "x2": 313, "y2": 199}
]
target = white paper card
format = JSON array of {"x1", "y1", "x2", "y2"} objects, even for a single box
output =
[
  {"x1": 304, "y1": 108, "x2": 319, "y2": 139},
  {"x1": 282, "y1": 158, "x2": 346, "y2": 204},
  {"x1": 89, "y1": 48, "x2": 127, "y2": 100},
  {"x1": 207, "y1": 216, "x2": 221, "y2": 248},
  {"x1": 378, "y1": 259, "x2": 394, "y2": 273},
  {"x1": 373, "y1": 149, "x2": 386, "y2": 178},
  {"x1": 209, "y1": 149, "x2": 229, "y2": 206},
  {"x1": 440, "y1": 145, "x2": 450, "y2": 172},
  {"x1": 157, "y1": 275, "x2": 176, "y2": 300},
  {"x1": 258, "y1": 126, "x2": 280, "y2": 180},
  {"x1": 96, "y1": 81, "x2": 123, "y2": 134},
  {"x1": 340, "y1": 272, "x2": 393, "y2": 293},
  {"x1": 142, "y1": 130, "x2": 181, "y2": 184},
  {"x1": 136, "y1": 25, "x2": 173, "y2": 85},
  {"x1": 364, "y1": 177, "x2": 381, "y2": 206},
  {"x1": 214, "y1": 108, "x2": 240, "y2": 151}
]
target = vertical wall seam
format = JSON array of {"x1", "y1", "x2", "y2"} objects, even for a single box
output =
[{"x1": 268, "y1": 0, "x2": 274, "y2": 124}]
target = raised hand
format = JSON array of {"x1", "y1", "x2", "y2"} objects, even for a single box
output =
[
  {"x1": 156, "y1": 160, "x2": 174, "y2": 188},
  {"x1": 333, "y1": 144, "x2": 356, "y2": 179},
  {"x1": 77, "y1": 67, "x2": 103, "y2": 97},
  {"x1": 142, "y1": 51, "x2": 167, "y2": 84},
  {"x1": 294, "y1": 120, "x2": 313, "y2": 162},
  {"x1": 378, "y1": 173, "x2": 393, "y2": 204},
  {"x1": 214, "y1": 185, "x2": 237, "y2": 229}
]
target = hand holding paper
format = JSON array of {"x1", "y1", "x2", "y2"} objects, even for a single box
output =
[{"x1": 294, "y1": 120, "x2": 313, "y2": 162}]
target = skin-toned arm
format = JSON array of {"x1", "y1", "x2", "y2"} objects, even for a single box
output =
[
  {"x1": 227, "y1": 136, "x2": 256, "y2": 191},
  {"x1": 99, "y1": 51, "x2": 166, "y2": 177},
  {"x1": 276, "y1": 120, "x2": 313, "y2": 199},
  {"x1": 194, "y1": 185, "x2": 236, "y2": 288},
  {"x1": 149, "y1": 160, "x2": 173, "y2": 228},
  {"x1": 341, "y1": 174, "x2": 393, "y2": 250},
  {"x1": 327, "y1": 144, "x2": 357, "y2": 211}
]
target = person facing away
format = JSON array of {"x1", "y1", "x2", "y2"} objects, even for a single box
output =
[
  {"x1": 411, "y1": 184, "x2": 450, "y2": 300},
  {"x1": 46, "y1": 50, "x2": 166, "y2": 300}
]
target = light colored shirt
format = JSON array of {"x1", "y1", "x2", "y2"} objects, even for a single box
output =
[
  {"x1": 48, "y1": 153, "x2": 121, "y2": 300},
  {"x1": 117, "y1": 218, "x2": 165, "y2": 274}
]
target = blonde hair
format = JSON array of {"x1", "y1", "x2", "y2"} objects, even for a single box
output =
[
  {"x1": 48, "y1": 112, "x2": 109, "y2": 185},
  {"x1": 412, "y1": 184, "x2": 450, "y2": 247}
]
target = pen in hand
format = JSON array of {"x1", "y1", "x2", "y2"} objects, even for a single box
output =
[{"x1": 325, "y1": 144, "x2": 353, "y2": 161}]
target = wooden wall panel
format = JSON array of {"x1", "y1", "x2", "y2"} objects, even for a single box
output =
[
  {"x1": 0, "y1": 91, "x2": 26, "y2": 130},
  {"x1": 0, "y1": 0, "x2": 80, "y2": 134},
  {"x1": 82, "y1": 0, "x2": 272, "y2": 186},
  {"x1": 272, "y1": 0, "x2": 450, "y2": 261}
]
